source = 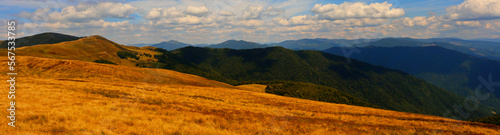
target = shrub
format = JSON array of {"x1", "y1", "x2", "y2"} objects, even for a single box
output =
[{"x1": 93, "y1": 59, "x2": 117, "y2": 65}]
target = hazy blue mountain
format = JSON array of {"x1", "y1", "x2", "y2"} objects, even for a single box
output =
[
  {"x1": 353, "y1": 38, "x2": 500, "y2": 61},
  {"x1": 472, "y1": 38, "x2": 500, "y2": 43},
  {"x1": 270, "y1": 38, "x2": 345, "y2": 50},
  {"x1": 151, "y1": 40, "x2": 192, "y2": 51},
  {"x1": 324, "y1": 46, "x2": 500, "y2": 115},
  {"x1": 0, "y1": 32, "x2": 80, "y2": 48},
  {"x1": 419, "y1": 38, "x2": 500, "y2": 59},
  {"x1": 128, "y1": 43, "x2": 152, "y2": 47},
  {"x1": 206, "y1": 40, "x2": 267, "y2": 49}
]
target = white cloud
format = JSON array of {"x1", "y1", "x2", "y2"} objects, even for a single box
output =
[
  {"x1": 456, "y1": 21, "x2": 481, "y2": 27},
  {"x1": 231, "y1": 19, "x2": 265, "y2": 27},
  {"x1": 20, "y1": 2, "x2": 137, "y2": 22},
  {"x1": 446, "y1": 0, "x2": 500, "y2": 20},
  {"x1": 219, "y1": 10, "x2": 235, "y2": 16},
  {"x1": 185, "y1": 6, "x2": 211, "y2": 17},
  {"x1": 400, "y1": 16, "x2": 437, "y2": 27},
  {"x1": 311, "y1": 2, "x2": 405, "y2": 20},
  {"x1": 241, "y1": 5, "x2": 265, "y2": 20},
  {"x1": 145, "y1": 7, "x2": 184, "y2": 19}
]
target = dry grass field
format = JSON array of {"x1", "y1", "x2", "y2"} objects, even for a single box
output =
[
  {"x1": 11, "y1": 36, "x2": 158, "y2": 67},
  {"x1": 0, "y1": 56, "x2": 499, "y2": 134}
]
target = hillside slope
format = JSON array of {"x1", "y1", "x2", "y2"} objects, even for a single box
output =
[
  {"x1": 323, "y1": 46, "x2": 500, "y2": 115},
  {"x1": 0, "y1": 32, "x2": 80, "y2": 48},
  {"x1": 12, "y1": 35, "x2": 157, "y2": 67},
  {"x1": 1, "y1": 56, "x2": 499, "y2": 134},
  {"x1": 153, "y1": 47, "x2": 493, "y2": 119}
]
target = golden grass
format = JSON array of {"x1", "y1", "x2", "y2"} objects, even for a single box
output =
[
  {"x1": 11, "y1": 36, "x2": 158, "y2": 67},
  {"x1": 0, "y1": 56, "x2": 499, "y2": 134},
  {"x1": 236, "y1": 84, "x2": 267, "y2": 93}
]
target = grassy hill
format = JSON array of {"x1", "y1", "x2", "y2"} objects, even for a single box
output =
[
  {"x1": 1, "y1": 56, "x2": 499, "y2": 134},
  {"x1": 324, "y1": 46, "x2": 500, "y2": 116},
  {"x1": 151, "y1": 46, "x2": 492, "y2": 119},
  {"x1": 10, "y1": 35, "x2": 158, "y2": 67},
  {"x1": 0, "y1": 32, "x2": 80, "y2": 48}
]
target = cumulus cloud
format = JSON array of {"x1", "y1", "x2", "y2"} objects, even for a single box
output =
[
  {"x1": 219, "y1": 10, "x2": 235, "y2": 16},
  {"x1": 185, "y1": 6, "x2": 210, "y2": 17},
  {"x1": 456, "y1": 21, "x2": 481, "y2": 27},
  {"x1": 145, "y1": 7, "x2": 184, "y2": 19},
  {"x1": 311, "y1": 2, "x2": 405, "y2": 20},
  {"x1": 21, "y1": 2, "x2": 137, "y2": 22},
  {"x1": 273, "y1": 15, "x2": 326, "y2": 26},
  {"x1": 446, "y1": 0, "x2": 500, "y2": 20},
  {"x1": 241, "y1": 5, "x2": 265, "y2": 20},
  {"x1": 231, "y1": 19, "x2": 265, "y2": 27},
  {"x1": 401, "y1": 16, "x2": 437, "y2": 27}
]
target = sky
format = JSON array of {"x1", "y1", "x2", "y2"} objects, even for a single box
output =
[{"x1": 0, "y1": 0, "x2": 499, "y2": 44}]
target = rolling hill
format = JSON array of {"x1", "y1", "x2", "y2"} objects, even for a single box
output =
[
  {"x1": 206, "y1": 40, "x2": 267, "y2": 49},
  {"x1": 10, "y1": 35, "x2": 158, "y2": 67},
  {"x1": 150, "y1": 40, "x2": 191, "y2": 51},
  {"x1": 1, "y1": 56, "x2": 498, "y2": 134},
  {"x1": 323, "y1": 46, "x2": 500, "y2": 115},
  {"x1": 0, "y1": 32, "x2": 80, "y2": 48},
  {"x1": 151, "y1": 46, "x2": 493, "y2": 119}
]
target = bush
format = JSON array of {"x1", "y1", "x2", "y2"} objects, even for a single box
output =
[
  {"x1": 117, "y1": 51, "x2": 139, "y2": 60},
  {"x1": 93, "y1": 59, "x2": 117, "y2": 65}
]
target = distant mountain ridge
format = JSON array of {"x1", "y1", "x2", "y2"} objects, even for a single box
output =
[
  {"x1": 323, "y1": 46, "x2": 500, "y2": 116},
  {"x1": 150, "y1": 40, "x2": 192, "y2": 51},
  {"x1": 0, "y1": 32, "x2": 80, "y2": 48},
  {"x1": 350, "y1": 37, "x2": 500, "y2": 61},
  {"x1": 206, "y1": 40, "x2": 267, "y2": 49}
]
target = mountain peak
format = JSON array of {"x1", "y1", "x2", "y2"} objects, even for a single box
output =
[{"x1": 207, "y1": 39, "x2": 266, "y2": 49}]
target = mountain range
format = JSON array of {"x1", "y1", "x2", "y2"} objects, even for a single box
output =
[{"x1": 324, "y1": 45, "x2": 500, "y2": 115}]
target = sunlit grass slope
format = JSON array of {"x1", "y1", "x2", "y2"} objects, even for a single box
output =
[
  {"x1": 13, "y1": 35, "x2": 158, "y2": 67},
  {"x1": 0, "y1": 56, "x2": 498, "y2": 134}
]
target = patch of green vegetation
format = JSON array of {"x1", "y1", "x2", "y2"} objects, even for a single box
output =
[
  {"x1": 240, "y1": 80, "x2": 375, "y2": 108},
  {"x1": 93, "y1": 59, "x2": 116, "y2": 65},
  {"x1": 117, "y1": 51, "x2": 139, "y2": 60}
]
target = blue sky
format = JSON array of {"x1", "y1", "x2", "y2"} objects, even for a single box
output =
[{"x1": 1, "y1": 0, "x2": 499, "y2": 44}]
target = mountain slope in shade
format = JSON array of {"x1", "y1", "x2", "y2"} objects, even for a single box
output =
[
  {"x1": 153, "y1": 46, "x2": 493, "y2": 119},
  {"x1": 206, "y1": 40, "x2": 267, "y2": 49},
  {"x1": 0, "y1": 56, "x2": 498, "y2": 134},
  {"x1": 0, "y1": 32, "x2": 80, "y2": 48},
  {"x1": 323, "y1": 46, "x2": 500, "y2": 117},
  {"x1": 354, "y1": 37, "x2": 500, "y2": 61},
  {"x1": 151, "y1": 40, "x2": 191, "y2": 50},
  {"x1": 471, "y1": 114, "x2": 500, "y2": 126}
]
